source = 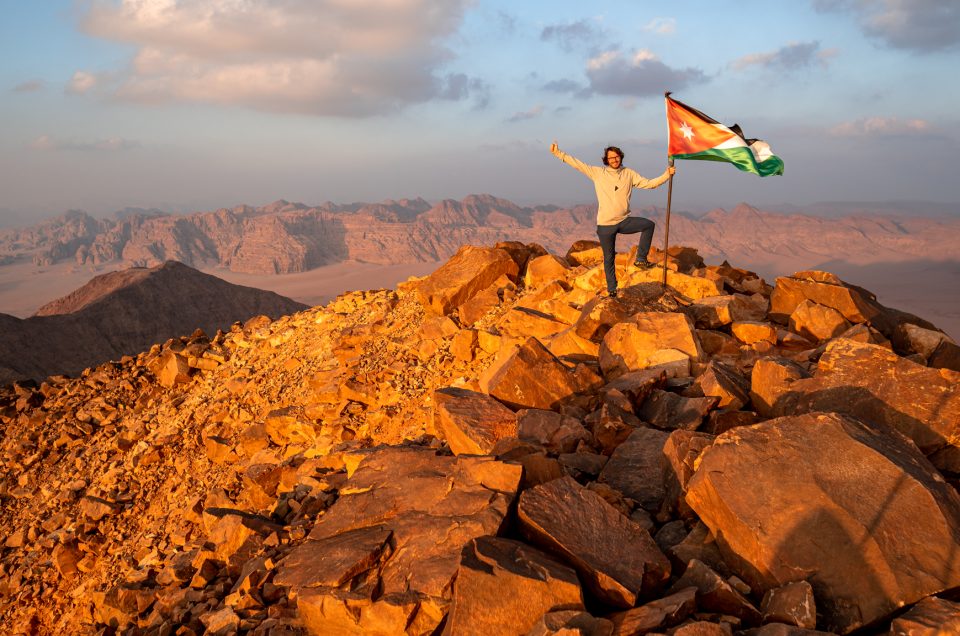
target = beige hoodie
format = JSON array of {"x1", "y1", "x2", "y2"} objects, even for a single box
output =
[{"x1": 553, "y1": 149, "x2": 670, "y2": 225}]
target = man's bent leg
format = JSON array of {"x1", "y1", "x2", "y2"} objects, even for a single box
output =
[
  {"x1": 597, "y1": 224, "x2": 619, "y2": 294},
  {"x1": 617, "y1": 216, "x2": 656, "y2": 263}
]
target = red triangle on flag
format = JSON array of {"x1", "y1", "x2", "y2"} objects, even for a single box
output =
[{"x1": 667, "y1": 97, "x2": 737, "y2": 156}]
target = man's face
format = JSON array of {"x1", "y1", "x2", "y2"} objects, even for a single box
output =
[{"x1": 606, "y1": 152, "x2": 622, "y2": 168}]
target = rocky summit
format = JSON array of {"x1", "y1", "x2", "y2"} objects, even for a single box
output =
[{"x1": 1, "y1": 239, "x2": 959, "y2": 635}]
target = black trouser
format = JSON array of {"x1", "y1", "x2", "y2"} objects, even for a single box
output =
[{"x1": 596, "y1": 216, "x2": 656, "y2": 293}]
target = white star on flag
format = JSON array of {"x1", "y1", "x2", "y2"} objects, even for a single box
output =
[{"x1": 679, "y1": 122, "x2": 694, "y2": 140}]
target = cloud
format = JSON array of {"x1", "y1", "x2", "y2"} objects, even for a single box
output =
[
  {"x1": 67, "y1": 71, "x2": 97, "y2": 95},
  {"x1": 732, "y1": 41, "x2": 829, "y2": 71},
  {"x1": 29, "y1": 135, "x2": 141, "y2": 151},
  {"x1": 814, "y1": 0, "x2": 960, "y2": 53},
  {"x1": 829, "y1": 116, "x2": 932, "y2": 137},
  {"x1": 541, "y1": 78, "x2": 584, "y2": 93},
  {"x1": 13, "y1": 80, "x2": 45, "y2": 93},
  {"x1": 642, "y1": 17, "x2": 676, "y2": 35},
  {"x1": 505, "y1": 105, "x2": 544, "y2": 123},
  {"x1": 584, "y1": 49, "x2": 707, "y2": 97},
  {"x1": 540, "y1": 19, "x2": 604, "y2": 52},
  {"x1": 79, "y1": 0, "x2": 481, "y2": 116}
]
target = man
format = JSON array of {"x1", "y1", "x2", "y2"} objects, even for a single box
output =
[{"x1": 550, "y1": 141, "x2": 674, "y2": 298}]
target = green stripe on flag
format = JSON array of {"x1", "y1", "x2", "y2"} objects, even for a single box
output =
[{"x1": 671, "y1": 147, "x2": 784, "y2": 177}]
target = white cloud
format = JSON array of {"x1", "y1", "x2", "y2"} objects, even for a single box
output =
[
  {"x1": 29, "y1": 135, "x2": 141, "y2": 151},
  {"x1": 67, "y1": 71, "x2": 98, "y2": 95},
  {"x1": 584, "y1": 49, "x2": 707, "y2": 97},
  {"x1": 540, "y1": 18, "x2": 605, "y2": 52},
  {"x1": 80, "y1": 0, "x2": 480, "y2": 116},
  {"x1": 504, "y1": 105, "x2": 544, "y2": 123},
  {"x1": 814, "y1": 0, "x2": 960, "y2": 53},
  {"x1": 830, "y1": 117, "x2": 932, "y2": 137},
  {"x1": 642, "y1": 17, "x2": 676, "y2": 35},
  {"x1": 732, "y1": 41, "x2": 828, "y2": 71}
]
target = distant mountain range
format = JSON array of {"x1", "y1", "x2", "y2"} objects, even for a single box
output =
[
  {"x1": 0, "y1": 261, "x2": 307, "y2": 384},
  {"x1": 2, "y1": 196, "x2": 958, "y2": 277}
]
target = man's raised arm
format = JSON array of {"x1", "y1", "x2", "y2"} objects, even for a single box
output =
[{"x1": 550, "y1": 141, "x2": 597, "y2": 179}]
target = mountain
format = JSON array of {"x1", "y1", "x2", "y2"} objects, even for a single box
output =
[
  {"x1": 1, "y1": 197, "x2": 957, "y2": 278},
  {"x1": 0, "y1": 261, "x2": 307, "y2": 384},
  {"x1": 1, "y1": 240, "x2": 959, "y2": 633}
]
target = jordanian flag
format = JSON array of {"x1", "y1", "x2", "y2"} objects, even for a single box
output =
[{"x1": 666, "y1": 93, "x2": 784, "y2": 176}]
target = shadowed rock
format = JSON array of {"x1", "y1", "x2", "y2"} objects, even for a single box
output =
[
  {"x1": 518, "y1": 475, "x2": 670, "y2": 608},
  {"x1": 686, "y1": 412, "x2": 960, "y2": 633},
  {"x1": 889, "y1": 595, "x2": 960, "y2": 635},
  {"x1": 608, "y1": 586, "x2": 697, "y2": 636},
  {"x1": 598, "y1": 426, "x2": 670, "y2": 512}
]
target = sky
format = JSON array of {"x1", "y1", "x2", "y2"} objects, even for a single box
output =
[{"x1": 1, "y1": 0, "x2": 959, "y2": 224}]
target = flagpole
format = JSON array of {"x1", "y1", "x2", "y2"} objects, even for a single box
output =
[{"x1": 662, "y1": 157, "x2": 674, "y2": 288}]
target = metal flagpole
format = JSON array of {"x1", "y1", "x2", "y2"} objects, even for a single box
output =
[{"x1": 662, "y1": 157, "x2": 674, "y2": 288}]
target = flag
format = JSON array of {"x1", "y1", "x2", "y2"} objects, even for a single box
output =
[{"x1": 665, "y1": 93, "x2": 784, "y2": 177}]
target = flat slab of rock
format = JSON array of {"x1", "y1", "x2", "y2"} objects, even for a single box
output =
[
  {"x1": 443, "y1": 536, "x2": 584, "y2": 636},
  {"x1": 518, "y1": 475, "x2": 670, "y2": 608},
  {"x1": 779, "y1": 338, "x2": 960, "y2": 454},
  {"x1": 608, "y1": 586, "x2": 696, "y2": 636},
  {"x1": 686, "y1": 412, "x2": 960, "y2": 634},
  {"x1": 434, "y1": 387, "x2": 518, "y2": 455},
  {"x1": 415, "y1": 245, "x2": 519, "y2": 315},
  {"x1": 637, "y1": 389, "x2": 716, "y2": 431},
  {"x1": 276, "y1": 446, "x2": 522, "y2": 634},
  {"x1": 889, "y1": 595, "x2": 960, "y2": 635}
]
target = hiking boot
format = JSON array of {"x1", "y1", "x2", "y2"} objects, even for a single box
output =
[
  {"x1": 605, "y1": 290, "x2": 618, "y2": 299},
  {"x1": 633, "y1": 259, "x2": 654, "y2": 270}
]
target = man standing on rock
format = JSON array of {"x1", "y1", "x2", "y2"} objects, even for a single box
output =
[{"x1": 550, "y1": 141, "x2": 674, "y2": 298}]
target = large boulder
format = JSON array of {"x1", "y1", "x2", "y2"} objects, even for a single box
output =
[
  {"x1": 480, "y1": 337, "x2": 601, "y2": 411},
  {"x1": 415, "y1": 245, "x2": 519, "y2": 315},
  {"x1": 769, "y1": 271, "x2": 881, "y2": 325},
  {"x1": 275, "y1": 446, "x2": 522, "y2": 635},
  {"x1": 777, "y1": 339, "x2": 960, "y2": 454},
  {"x1": 599, "y1": 312, "x2": 702, "y2": 380},
  {"x1": 598, "y1": 426, "x2": 670, "y2": 512},
  {"x1": 518, "y1": 476, "x2": 670, "y2": 608},
  {"x1": 685, "y1": 412, "x2": 960, "y2": 634},
  {"x1": 525, "y1": 254, "x2": 572, "y2": 290},
  {"x1": 443, "y1": 536, "x2": 584, "y2": 636}
]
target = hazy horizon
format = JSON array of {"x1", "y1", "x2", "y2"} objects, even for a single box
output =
[{"x1": 2, "y1": 1, "x2": 959, "y2": 225}]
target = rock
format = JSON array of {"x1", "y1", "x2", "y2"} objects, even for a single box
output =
[
  {"x1": 587, "y1": 402, "x2": 641, "y2": 456},
  {"x1": 637, "y1": 390, "x2": 716, "y2": 431},
  {"x1": 688, "y1": 295, "x2": 766, "y2": 329},
  {"x1": 788, "y1": 300, "x2": 851, "y2": 342},
  {"x1": 450, "y1": 328, "x2": 479, "y2": 362},
  {"x1": 749, "y1": 357, "x2": 810, "y2": 419},
  {"x1": 889, "y1": 595, "x2": 960, "y2": 635},
  {"x1": 607, "y1": 586, "x2": 697, "y2": 636},
  {"x1": 783, "y1": 339, "x2": 960, "y2": 454},
  {"x1": 480, "y1": 337, "x2": 600, "y2": 411},
  {"x1": 458, "y1": 281, "x2": 505, "y2": 326},
  {"x1": 730, "y1": 321, "x2": 778, "y2": 346},
  {"x1": 685, "y1": 412, "x2": 960, "y2": 633},
  {"x1": 434, "y1": 387, "x2": 518, "y2": 455},
  {"x1": 761, "y1": 581, "x2": 816, "y2": 629},
  {"x1": 770, "y1": 271, "x2": 881, "y2": 325},
  {"x1": 669, "y1": 559, "x2": 762, "y2": 626},
  {"x1": 443, "y1": 536, "x2": 584, "y2": 636},
  {"x1": 276, "y1": 446, "x2": 522, "y2": 635},
  {"x1": 518, "y1": 475, "x2": 670, "y2": 608},
  {"x1": 662, "y1": 430, "x2": 715, "y2": 519},
  {"x1": 415, "y1": 245, "x2": 519, "y2": 315},
  {"x1": 598, "y1": 426, "x2": 670, "y2": 512},
  {"x1": 79, "y1": 495, "x2": 118, "y2": 521},
  {"x1": 525, "y1": 254, "x2": 572, "y2": 289},
  {"x1": 566, "y1": 240, "x2": 604, "y2": 267},
  {"x1": 517, "y1": 409, "x2": 590, "y2": 454},
  {"x1": 671, "y1": 621, "x2": 734, "y2": 636},
  {"x1": 623, "y1": 268, "x2": 724, "y2": 300},
  {"x1": 702, "y1": 410, "x2": 757, "y2": 436},
  {"x1": 929, "y1": 339, "x2": 960, "y2": 372},
  {"x1": 199, "y1": 607, "x2": 241, "y2": 635},
  {"x1": 573, "y1": 297, "x2": 633, "y2": 342},
  {"x1": 264, "y1": 407, "x2": 317, "y2": 446},
  {"x1": 599, "y1": 312, "x2": 702, "y2": 380},
  {"x1": 155, "y1": 350, "x2": 192, "y2": 388},
  {"x1": 498, "y1": 307, "x2": 571, "y2": 340},
  {"x1": 525, "y1": 610, "x2": 614, "y2": 636},
  {"x1": 697, "y1": 361, "x2": 751, "y2": 411}
]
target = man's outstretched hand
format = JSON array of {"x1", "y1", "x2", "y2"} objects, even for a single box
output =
[{"x1": 550, "y1": 141, "x2": 559, "y2": 155}]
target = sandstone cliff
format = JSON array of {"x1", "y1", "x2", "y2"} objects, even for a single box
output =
[
  {"x1": 1, "y1": 242, "x2": 959, "y2": 634},
  {"x1": 0, "y1": 261, "x2": 307, "y2": 384}
]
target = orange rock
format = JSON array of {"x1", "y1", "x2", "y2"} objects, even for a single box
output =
[
  {"x1": 524, "y1": 254, "x2": 572, "y2": 290},
  {"x1": 730, "y1": 321, "x2": 778, "y2": 345},
  {"x1": 599, "y1": 312, "x2": 702, "y2": 380},
  {"x1": 415, "y1": 245, "x2": 519, "y2": 315},
  {"x1": 788, "y1": 299, "x2": 851, "y2": 342},
  {"x1": 434, "y1": 387, "x2": 518, "y2": 455}
]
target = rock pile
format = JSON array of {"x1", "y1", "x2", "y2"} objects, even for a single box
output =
[{"x1": 1, "y1": 240, "x2": 959, "y2": 635}]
